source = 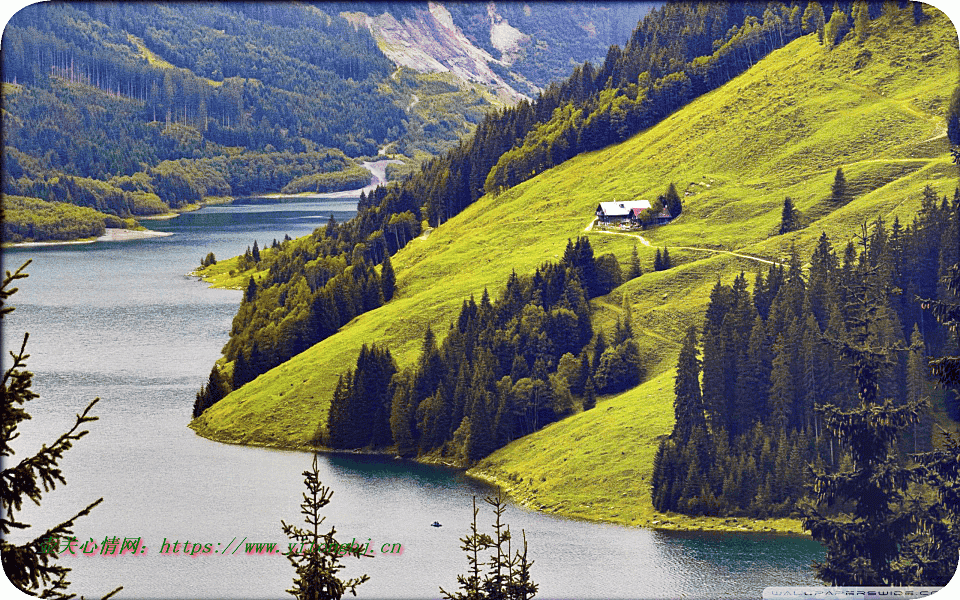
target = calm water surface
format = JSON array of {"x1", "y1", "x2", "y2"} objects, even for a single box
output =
[{"x1": 2, "y1": 197, "x2": 822, "y2": 599}]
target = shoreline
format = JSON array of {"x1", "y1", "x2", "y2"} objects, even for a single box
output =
[
  {"x1": 138, "y1": 213, "x2": 181, "y2": 220},
  {"x1": 186, "y1": 422, "x2": 806, "y2": 536},
  {"x1": 6, "y1": 228, "x2": 173, "y2": 248},
  {"x1": 465, "y1": 466, "x2": 807, "y2": 536}
]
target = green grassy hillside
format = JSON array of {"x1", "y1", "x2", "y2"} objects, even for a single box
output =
[{"x1": 192, "y1": 7, "x2": 958, "y2": 528}]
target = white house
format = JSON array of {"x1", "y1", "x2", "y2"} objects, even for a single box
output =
[{"x1": 596, "y1": 200, "x2": 651, "y2": 224}]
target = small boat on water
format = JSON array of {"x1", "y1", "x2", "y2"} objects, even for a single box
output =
[{"x1": 431, "y1": 521, "x2": 442, "y2": 527}]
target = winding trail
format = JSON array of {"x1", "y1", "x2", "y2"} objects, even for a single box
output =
[{"x1": 586, "y1": 218, "x2": 783, "y2": 266}]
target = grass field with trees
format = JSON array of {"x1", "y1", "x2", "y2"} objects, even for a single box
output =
[{"x1": 191, "y1": 4, "x2": 958, "y2": 535}]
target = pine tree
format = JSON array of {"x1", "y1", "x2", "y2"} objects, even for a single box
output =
[
  {"x1": 233, "y1": 347, "x2": 250, "y2": 389},
  {"x1": 737, "y1": 316, "x2": 771, "y2": 422},
  {"x1": 441, "y1": 495, "x2": 537, "y2": 600},
  {"x1": 281, "y1": 453, "x2": 368, "y2": 600},
  {"x1": 831, "y1": 168, "x2": 850, "y2": 205},
  {"x1": 664, "y1": 182, "x2": 682, "y2": 217},
  {"x1": 193, "y1": 364, "x2": 230, "y2": 418},
  {"x1": 591, "y1": 330, "x2": 607, "y2": 375},
  {"x1": 779, "y1": 197, "x2": 798, "y2": 234},
  {"x1": 824, "y1": 5, "x2": 850, "y2": 48},
  {"x1": 948, "y1": 87, "x2": 960, "y2": 147},
  {"x1": 583, "y1": 376, "x2": 596, "y2": 410},
  {"x1": 802, "y1": 265, "x2": 924, "y2": 585},
  {"x1": 0, "y1": 262, "x2": 122, "y2": 599},
  {"x1": 911, "y1": 254, "x2": 960, "y2": 584},
  {"x1": 326, "y1": 373, "x2": 357, "y2": 448},
  {"x1": 381, "y1": 253, "x2": 396, "y2": 301},
  {"x1": 852, "y1": 0, "x2": 870, "y2": 42},
  {"x1": 672, "y1": 327, "x2": 706, "y2": 444},
  {"x1": 802, "y1": 1, "x2": 827, "y2": 43},
  {"x1": 389, "y1": 372, "x2": 417, "y2": 456},
  {"x1": 768, "y1": 333, "x2": 796, "y2": 430},
  {"x1": 905, "y1": 326, "x2": 930, "y2": 453},
  {"x1": 662, "y1": 248, "x2": 672, "y2": 269},
  {"x1": 466, "y1": 387, "x2": 494, "y2": 462},
  {"x1": 653, "y1": 248, "x2": 663, "y2": 272},
  {"x1": 628, "y1": 244, "x2": 642, "y2": 280},
  {"x1": 252, "y1": 239, "x2": 261, "y2": 263}
]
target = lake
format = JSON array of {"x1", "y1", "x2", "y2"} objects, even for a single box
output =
[{"x1": 2, "y1": 196, "x2": 823, "y2": 599}]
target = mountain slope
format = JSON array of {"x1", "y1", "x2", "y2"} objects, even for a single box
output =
[
  {"x1": 192, "y1": 6, "x2": 957, "y2": 463},
  {"x1": 2, "y1": 1, "x2": 653, "y2": 242}
]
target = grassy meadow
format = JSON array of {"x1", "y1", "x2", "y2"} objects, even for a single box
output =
[{"x1": 191, "y1": 8, "x2": 959, "y2": 531}]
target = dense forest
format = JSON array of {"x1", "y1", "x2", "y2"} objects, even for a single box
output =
[
  {"x1": 1, "y1": 1, "x2": 651, "y2": 242},
  {"x1": 194, "y1": 1, "x2": 896, "y2": 410},
  {"x1": 0, "y1": 2, "x2": 406, "y2": 242},
  {"x1": 2, "y1": 195, "x2": 137, "y2": 243},
  {"x1": 652, "y1": 186, "x2": 960, "y2": 519},
  {"x1": 322, "y1": 237, "x2": 642, "y2": 462}
]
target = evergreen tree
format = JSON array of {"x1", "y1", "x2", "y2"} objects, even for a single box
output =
[
  {"x1": 802, "y1": 265, "x2": 924, "y2": 585},
  {"x1": 802, "y1": 1, "x2": 827, "y2": 43},
  {"x1": 0, "y1": 262, "x2": 122, "y2": 599},
  {"x1": 737, "y1": 316, "x2": 772, "y2": 423},
  {"x1": 905, "y1": 325, "x2": 930, "y2": 453},
  {"x1": 947, "y1": 87, "x2": 960, "y2": 147},
  {"x1": 592, "y1": 330, "x2": 607, "y2": 374},
  {"x1": 381, "y1": 253, "x2": 396, "y2": 301},
  {"x1": 252, "y1": 239, "x2": 261, "y2": 263},
  {"x1": 824, "y1": 5, "x2": 850, "y2": 47},
  {"x1": 768, "y1": 333, "x2": 796, "y2": 430},
  {"x1": 664, "y1": 182, "x2": 682, "y2": 217},
  {"x1": 831, "y1": 168, "x2": 850, "y2": 205},
  {"x1": 193, "y1": 364, "x2": 230, "y2": 418},
  {"x1": 628, "y1": 244, "x2": 642, "y2": 280},
  {"x1": 852, "y1": 0, "x2": 870, "y2": 42},
  {"x1": 441, "y1": 495, "x2": 537, "y2": 600},
  {"x1": 233, "y1": 347, "x2": 251, "y2": 389},
  {"x1": 281, "y1": 453, "x2": 368, "y2": 600},
  {"x1": 583, "y1": 376, "x2": 596, "y2": 411},
  {"x1": 466, "y1": 386, "x2": 494, "y2": 462},
  {"x1": 779, "y1": 197, "x2": 798, "y2": 234},
  {"x1": 662, "y1": 248, "x2": 672, "y2": 269},
  {"x1": 653, "y1": 248, "x2": 663, "y2": 272},
  {"x1": 672, "y1": 326, "x2": 706, "y2": 444},
  {"x1": 326, "y1": 373, "x2": 356, "y2": 448},
  {"x1": 389, "y1": 372, "x2": 417, "y2": 456},
  {"x1": 912, "y1": 260, "x2": 960, "y2": 583}
]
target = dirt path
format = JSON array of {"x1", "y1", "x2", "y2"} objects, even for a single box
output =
[{"x1": 589, "y1": 221, "x2": 783, "y2": 266}]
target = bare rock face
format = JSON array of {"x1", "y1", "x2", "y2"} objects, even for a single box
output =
[
  {"x1": 486, "y1": 3, "x2": 527, "y2": 66},
  {"x1": 346, "y1": 2, "x2": 530, "y2": 104},
  {"x1": 339, "y1": 2, "x2": 653, "y2": 106}
]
